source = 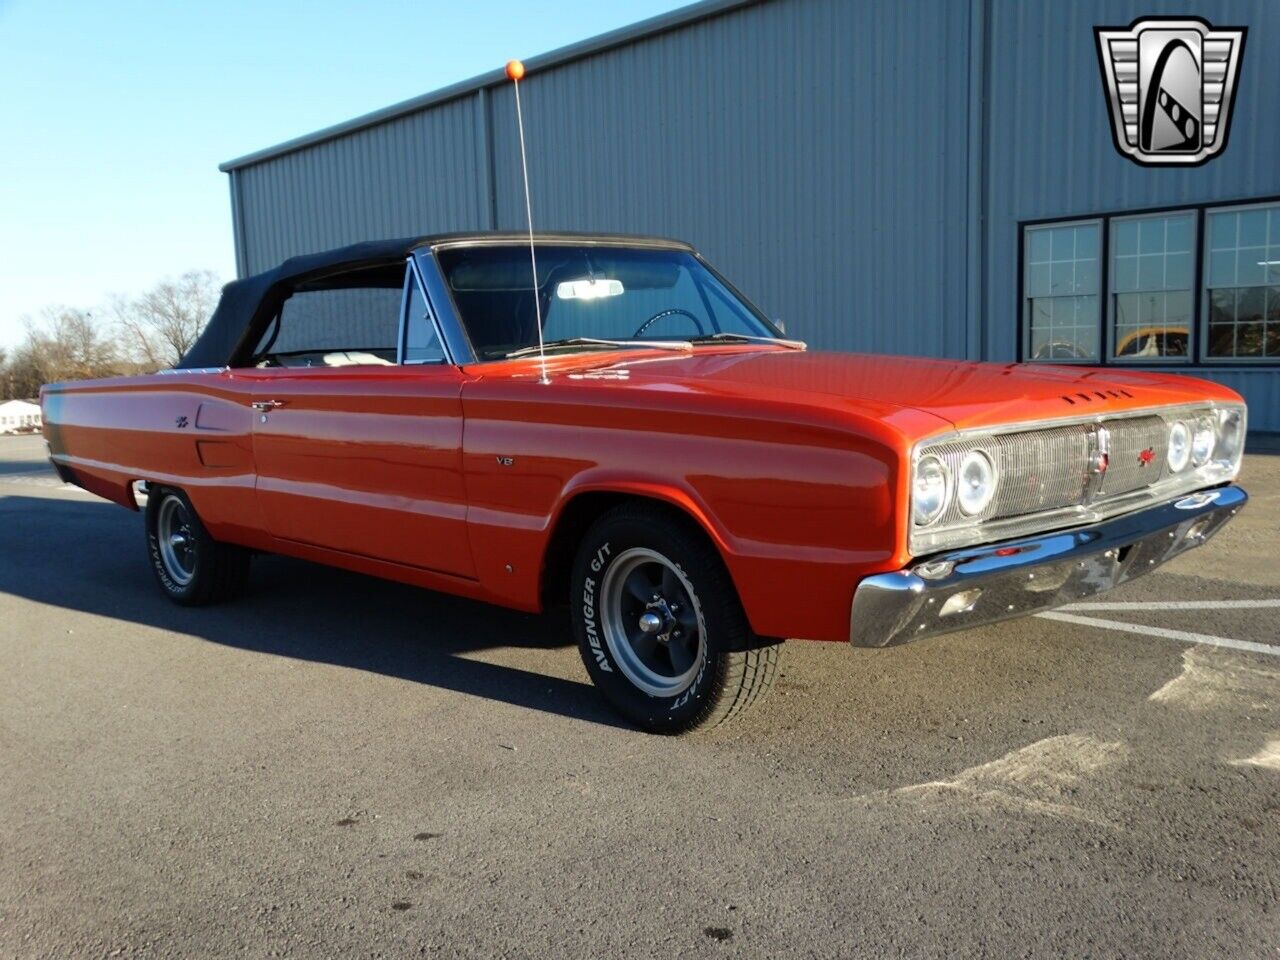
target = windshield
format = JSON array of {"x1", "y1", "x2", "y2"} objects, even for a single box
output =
[{"x1": 434, "y1": 244, "x2": 777, "y2": 360}]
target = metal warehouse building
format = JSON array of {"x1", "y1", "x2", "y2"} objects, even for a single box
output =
[{"x1": 220, "y1": 0, "x2": 1280, "y2": 431}]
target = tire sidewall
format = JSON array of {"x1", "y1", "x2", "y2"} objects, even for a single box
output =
[
  {"x1": 146, "y1": 489, "x2": 205, "y2": 602},
  {"x1": 572, "y1": 515, "x2": 727, "y2": 732}
]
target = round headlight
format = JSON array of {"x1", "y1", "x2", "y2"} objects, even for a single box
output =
[
  {"x1": 1167, "y1": 421, "x2": 1190, "y2": 472},
  {"x1": 956, "y1": 450, "x2": 997, "y2": 516},
  {"x1": 913, "y1": 456, "x2": 948, "y2": 526},
  {"x1": 1218, "y1": 408, "x2": 1244, "y2": 463},
  {"x1": 1191, "y1": 417, "x2": 1216, "y2": 466}
]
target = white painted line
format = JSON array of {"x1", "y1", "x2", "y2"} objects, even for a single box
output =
[
  {"x1": 1063, "y1": 599, "x2": 1280, "y2": 611},
  {"x1": 1037, "y1": 610, "x2": 1280, "y2": 658}
]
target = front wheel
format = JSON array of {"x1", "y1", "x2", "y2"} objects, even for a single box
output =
[
  {"x1": 145, "y1": 487, "x2": 250, "y2": 606},
  {"x1": 571, "y1": 503, "x2": 779, "y2": 733}
]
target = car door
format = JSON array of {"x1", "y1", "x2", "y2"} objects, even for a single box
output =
[{"x1": 243, "y1": 260, "x2": 476, "y2": 579}]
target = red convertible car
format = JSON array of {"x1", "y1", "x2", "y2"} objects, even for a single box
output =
[{"x1": 41, "y1": 234, "x2": 1247, "y2": 732}]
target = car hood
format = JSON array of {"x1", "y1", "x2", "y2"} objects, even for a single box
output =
[{"x1": 572, "y1": 348, "x2": 1237, "y2": 432}]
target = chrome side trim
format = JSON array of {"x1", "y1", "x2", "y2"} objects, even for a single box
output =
[
  {"x1": 157, "y1": 367, "x2": 229, "y2": 376},
  {"x1": 851, "y1": 484, "x2": 1247, "y2": 648}
]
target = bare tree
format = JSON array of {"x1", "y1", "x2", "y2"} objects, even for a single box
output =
[
  {"x1": 7, "y1": 308, "x2": 120, "y2": 396},
  {"x1": 114, "y1": 271, "x2": 220, "y2": 369}
]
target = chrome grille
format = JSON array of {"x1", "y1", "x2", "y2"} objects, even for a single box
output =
[
  {"x1": 911, "y1": 401, "x2": 1244, "y2": 556},
  {"x1": 1098, "y1": 415, "x2": 1168, "y2": 497},
  {"x1": 921, "y1": 413, "x2": 1173, "y2": 530},
  {"x1": 992, "y1": 424, "x2": 1092, "y2": 518}
]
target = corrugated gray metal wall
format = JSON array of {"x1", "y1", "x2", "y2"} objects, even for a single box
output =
[
  {"x1": 229, "y1": 0, "x2": 976, "y2": 360},
  {"x1": 983, "y1": 0, "x2": 1280, "y2": 430},
  {"x1": 226, "y1": 0, "x2": 1279, "y2": 429}
]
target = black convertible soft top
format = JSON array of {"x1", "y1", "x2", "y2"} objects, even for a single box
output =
[
  {"x1": 177, "y1": 232, "x2": 691, "y2": 369},
  {"x1": 178, "y1": 237, "x2": 425, "y2": 369}
]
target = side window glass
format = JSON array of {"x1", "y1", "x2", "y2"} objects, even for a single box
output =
[
  {"x1": 246, "y1": 261, "x2": 405, "y2": 368},
  {"x1": 403, "y1": 269, "x2": 445, "y2": 364}
]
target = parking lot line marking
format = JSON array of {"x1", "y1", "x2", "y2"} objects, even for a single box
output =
[
  {"x1": 1063, "y1": 600, "x2": 1280, "y2": 611},
  {"x1": 1037, "y1": 611, "x2": 1280, "y2": 657}
]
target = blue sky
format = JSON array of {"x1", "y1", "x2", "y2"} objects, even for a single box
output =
[{"x1": 0, "y1": 0, "x2": 688, "y2": 349}]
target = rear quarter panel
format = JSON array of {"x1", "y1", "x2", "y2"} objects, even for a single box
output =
[{"x1": 42, "y1": 372, "x2": 261, "y2": 543}]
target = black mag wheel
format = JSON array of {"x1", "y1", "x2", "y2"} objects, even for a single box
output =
[
  {"x1": 145, "y1": 487, "x2": 250, "y2": 606},
  {"x1": 571, "y1": 502, "x2": 780, "y2": 734},
  {"x1": 601, "y1": 547, "x2": 706, "y2": 698}
]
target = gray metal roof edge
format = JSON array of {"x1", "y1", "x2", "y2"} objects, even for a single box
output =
[{"x1": 218, "y1": 0, "x2": 763, "y2": 173}]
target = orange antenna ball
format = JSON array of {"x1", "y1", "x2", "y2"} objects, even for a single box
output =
[{"x1": 505, "y1": 59, "x2": 525, "y2": 81}]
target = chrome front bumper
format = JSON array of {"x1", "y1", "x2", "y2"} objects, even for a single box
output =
[{"x1": 849, "y1": 485, "x2": 1246, "y2": 648}]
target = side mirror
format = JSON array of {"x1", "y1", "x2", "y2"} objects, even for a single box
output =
[{"x1": 773, "y1": 318, "x2": 786, "y2": 334}]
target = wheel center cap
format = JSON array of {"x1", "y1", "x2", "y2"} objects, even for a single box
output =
[{"x1": 641, "y1": 597, "x2": 679, "y2": 642}]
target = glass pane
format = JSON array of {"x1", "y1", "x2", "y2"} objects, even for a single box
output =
[
  {"x1": 1113, "y1": 220, "x2": 1139, "y2": 256},
  {"x1": 1166, "y1": 289, "x2": 1192, "y2": 323},
  {"x1": 1137, "y1": 254, "x2": 1164, "y2": 290},
  {"x1": 1209, "y1": 288, "x2": 1236, "y2": 324},
  {"x1": 403, "y1": 279, "x2": 444, "y2": 363},
  {"x1": 1165, "y1": 214, "x2": 1193, "y2": 253},
  {"x1": 1027, "y1": 295, "x2": 1098, "y2": 361},
  {"x1": 1113, "y1": 256, "x2": 1137, "y2": 293},
  {"x1": 1238, "y1": 286, "x2": 1265, "y2": 322},
  {"x1": 1026, "y1": 262, "x2": 1051, "y2": 297},
  {"x1": 1208, "y1": 250, "x2": 1236, "y2": 287},
  {"x1": 1050, "y1": 227, "x2": 1076, "y2": 261},
  {"x1": 1050, "y1": 261, "x2": 1074, "y2": 294},
  {"x1": 1114, "y1": 292, "x2": 1140, "y2": 328},
  {"x1": 1028, "y1": 228, "x2": 1052, "y2": 263},
  {"x1": 1239, "y1": 209, "x2": 1267, "y2": 247},
  {"x1": 1138, "y1": 218, "x2": 1165, "y2": 254},
  {"x1": 1166, "y1": 251, "x2": 1192, "y2": 289},
  {"x1": 1208, "y1": 321, "x2": 1236, "y2": 357},
  {"x1": 1076, "y1": 259, "x2": 1099, "y2": 295},
  {"x1": 1237, "y1": 323, "x2": 1264, "y2": 356},
  {"x1": 1236, "y1": 249, "x2": 1267, "y2": 287},
  {"x1": 1209, "y1": 212, "x2": 1236, "y2": 250},
  {"x1": 1075, "y1": 225, "x2": 1099, "y2": 258}
]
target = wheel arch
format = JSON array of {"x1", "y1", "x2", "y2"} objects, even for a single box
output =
[{"x1": 539, "y1": 481, "x2": 736, "y2": 612}]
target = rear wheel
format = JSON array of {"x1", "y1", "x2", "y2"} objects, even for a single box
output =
[
  {"x1": 571, "y1": 503, "x2": 779, "y2": 733},
  {"x1": 145, "y1": 487, "x2": 250, "y2": 605}
]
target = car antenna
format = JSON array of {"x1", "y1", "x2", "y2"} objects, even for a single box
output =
[{"x1": 506, "y1": 59, "x2": 550, "y2": 385}]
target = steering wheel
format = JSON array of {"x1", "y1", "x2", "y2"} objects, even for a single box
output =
[{"x1": 632, "y1": 308, "x2": 706, "y2": 338}]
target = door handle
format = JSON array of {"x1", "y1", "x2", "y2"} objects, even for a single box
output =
[{"x1": 251, "y1": 400, "x2": 286, "y2": 412}]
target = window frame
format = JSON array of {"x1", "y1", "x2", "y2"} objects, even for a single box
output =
[
  {"x1": 1200, "y1": 199, "x2": 1280, "y2": 366},
  {"x1": 398, "y1": 257, "x2": 450, "y2": 366},
  {"x1": 1020, "y1": 194, "x2": 1280, "y2": 369},
  {"x1": 1105, "y1": 210, "x2": 1197, "y2": 366},
  {"x1": 1021, "y1": 217, "x2": 1103, "y2": 365}
]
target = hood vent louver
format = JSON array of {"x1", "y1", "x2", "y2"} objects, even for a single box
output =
[{"x1": 1061, "y1": 388, "x2": 1134, "y2": 406}]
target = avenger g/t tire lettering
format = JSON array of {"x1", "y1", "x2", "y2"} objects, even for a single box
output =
[{"x1": 571, "y1": 503, "x2": 779, "y2": 734}]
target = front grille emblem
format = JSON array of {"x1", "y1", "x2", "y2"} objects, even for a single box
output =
[{"x1": 1137, "y1": 447, "x2": 1156, "y2": 468}]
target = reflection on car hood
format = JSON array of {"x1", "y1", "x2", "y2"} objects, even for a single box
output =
[{"x1": 587, "y1": 349, "x2": 1237, "y2": 431}]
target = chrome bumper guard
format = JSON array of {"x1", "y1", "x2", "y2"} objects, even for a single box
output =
[{"x1": 849, "y1": 485, "x2": 1247, "y2": 648}]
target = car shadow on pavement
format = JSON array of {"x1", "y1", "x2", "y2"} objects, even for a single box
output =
[{"x1": 0, "y1": 494, "x2": 628, "y2": 729}]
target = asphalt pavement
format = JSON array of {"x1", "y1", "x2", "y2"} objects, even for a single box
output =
[{"x1": 1, "y1": 432, "x2": 1277, "y2": 959}]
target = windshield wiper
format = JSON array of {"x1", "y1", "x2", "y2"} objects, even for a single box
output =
[
  {"x1": 505, "y1": 337, "x2": 692, "y2": 359},
  {"x1": 687, "y1": 332, "x2": 807, "y2": 349}
]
